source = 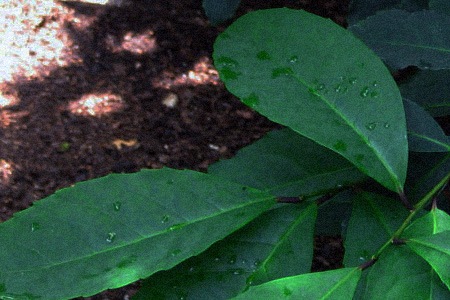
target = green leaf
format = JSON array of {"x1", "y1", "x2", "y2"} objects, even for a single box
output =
[
  {"x1": 0, "y1": 168, "x2": 275, "y2": 299},
  {"x1": 213, "y1": 8, "x2": 408, "y2": 193},
  {"x1": 202, "y1": 0, "x2": 241, "y2": 25},
  {"x1": 233, "y1": 267, "x2": 362, "y2": 299},
  {"x1": 362, "y1": 245, "x2": 450, "y2": 299},
  {"x1": 404, "y1": 98, "x2": 450, "y2": 152},
  {"x1": 347, "y1": 0, "x2": 428, "y2": 25},
  {"x1": 407, "y1": 152, "x2": 450, "y2": 204},
  {"x1": 430, "y1": 0, "x2": 450, "y2": 16},
  {"x1": 134, "y1": 202, "x2": 317, "y2": 300},
  {"x1": 209, "y1": 128, "x2": 367, "y2": 197},
  {"x1": 315, "y1": 190, "x2": 354, "y2": 236},
  {"x1": 344, "y1": 192, "x2": 409, "y2": 267},
  {"x1": 350, "y1": 9, "x2": 450, "y2": 70},
  {"x1": 399, "y1": 70, "x2": 450, "y2": 117},
  {"x1": 404, "y1": 208, "x2": 450, "y2": 238},
  {"x1": 407, "y1": 231, "x2": 450, "y2": 289}
]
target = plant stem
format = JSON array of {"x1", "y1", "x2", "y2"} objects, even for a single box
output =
[{"x1": 370, "y1": 172, "x2": 450, "y2": 262}]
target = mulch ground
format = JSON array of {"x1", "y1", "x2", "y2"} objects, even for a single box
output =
[{"x1": 0, "y1": 0, "x2": 354, "y2": 298}]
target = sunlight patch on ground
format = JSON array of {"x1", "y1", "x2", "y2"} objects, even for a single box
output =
[
  {"x1": 105, "y1": 30, "x2": 157, "y2": 55},
  {"x1": 0, "y1": 0, "x2": 82, "y2": 83},
  {"x1": 0, "y1": 159, "x2": 13, "y2": 185},
  {"x1": 153, "y1": 56, "x2": 220, "y2": 89},
  {"x1": 67, "y1": 93, "x2": 125, "y2": 117}
]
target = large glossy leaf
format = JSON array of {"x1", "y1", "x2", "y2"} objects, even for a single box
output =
[
  {"x1": 343, "y1": 192, "x2": 409, "y2": 267},
  {"x1": 350, "y1": 9, "x2": 450, "y2": 70},
  {"x1": 133, "y1": 202, "x2": 317, "y2": 300},
  {"x1": 399, "y1": 70, "x2": 450, "y2": 117},
  {"x1": 347, "y1": 0, "x2": 428, "y2": 24},
  {"x1": 213, "y1": 8, "x2": 408, "y2": 193},
  {"x1": 362, "y1": 246, "x2": 450, "y2": 299},
  {"x1": 209, "y1": 128, "x2": 367, "y2": 197},
  {"x1": 202, "y1": 0, "x2": 241, "y2": 25},
  {"x1": 233, "y1": 267, "x2": 362, "y2": 299},
  {"x1": 407, "y1": 231, "x2": 450, "y2": 289},
  {"x1": 0, "y1": 168, "x2": 276, "y2": 299},
  {"x1": 404, "y1": 99, "x2": 450, "y2": 152},
  {"x1": 404, "y1": 207, "x2": 450, "y2": 238}
]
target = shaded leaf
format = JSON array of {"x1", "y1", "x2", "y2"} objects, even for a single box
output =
[
  {"x1": 209, "y1": 128, "x2": 367, "y2": 197},
  {"x1": 399, "y1": 70, "x2": 450, "y2": 117},
  {"x1": 362, "y1": 245, "x2": 450, "y2": 299},
  {"x1": 404, "y1": 98, "x2": 450, "y2": 152},
  {"x1": 214, "y1": 8, "x2": 407, "y2": 192},
  {"x1": 407, "y1": 231, "x2": 450, "y2": 289},
  {"x1": 202, "y1": 0, "x2": 241, "y2": 25},
  {"x1": 430, "y1": 0, "x2": 450, "y2": 16},
  {"x1": 315, "y1": 190, "x2": 354, "y2": 236},
  {"x1": 406, "y1": 152, "x2": 450, "y2": 205},
  {"x1": 233, "y1": 267, "x2": 361, "y2": 299},
  {"x1": 134, "y1": 202, "x2": 317, "y2": 300},
  {"x1": 347, "y1": 0, "x2": 429, "y2": 24},
  {"x1": 0, "y1": 168, "x2": 275, "y2": 299},
  {"x1": 350, "y1": 9, "x2": 450, "y2": 70},
  {"x1": 344, "y1": 192, "x2": 409, "y2": 267}
]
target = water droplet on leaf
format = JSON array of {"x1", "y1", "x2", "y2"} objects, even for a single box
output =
[
  {"x1": 360, "y1": 87, "x2": 370, "y2": 97},
  {"x1": 228, "y1": 254, "x2": 237, "y2": 264},
  {"x1": 372, "y1": 81, "x2": 379, "y2": 87},
  {"x1": 31, "y1": 222, "x2": 40, "y2": 232},
  {"x1": 366, "y1": 122, "x2": 377, "y2": 130},
  {"x1": 288, "y1": 55, "x2": 298, "y2": 63},
  {"x1": 106, "y1": 232, "x2": 116, "y2": 243},
  {"x1": 161, "y1": 214, "x2": 169, "y2": 223},
  {"x1": 272, "y1": 67, "x2": 294, "y2": 78},
  {"x1": 256, "y1": 51, "x2": 271, "y2": 61},
  {"x1": 384, "y1": 122, "x2": 390, "y2": 128},
  {"x1": 171, "y1": 249, "x2": 181, "y2": 256},
  {"x1": 333, "y1": 140, "x2": 347, "y2": 152},
  {"x1": 113, "y1": 201, "x2": 121, "y2": 211},
  {"x1": 242, "y1": 93, "x2": 259, "y2": 108},
  {"x1": 231, "y1": 268, "x2": 245, "y2": 275},
  {"x1": 348, "y1": 77, "x2": 357, "y2": 84}
]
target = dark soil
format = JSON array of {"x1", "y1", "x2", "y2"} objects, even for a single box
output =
[{"x1": 0, "y1": 0, "x2": 349, "y2": 298}]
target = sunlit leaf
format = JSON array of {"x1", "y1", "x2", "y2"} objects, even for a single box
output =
[
  {"x1": 350, "y1": 9, "x2": 450, "y2": 70},
  {"x1": 0, "y1": 168, "x2": 275, "y2": 299},
  {"x1": 134, "y1": 202, "x2": 317, "y2": 299},
  {"x1": 407, "y1": 231, "x2": 450, "y2": 289},
  {"x1": 214, "y1": 8, "x2": 407, "y2": 192},
  {"x1": 233, "y1": 267, "x2": 361, "y2": 299},
  {"x1": 209, "y1": 128, "x2": 367, "y2": 197}
]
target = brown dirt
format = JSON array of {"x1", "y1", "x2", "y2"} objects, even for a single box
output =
[{"x1": 0, "y1": 0, "x2": 349, "y2": 298}]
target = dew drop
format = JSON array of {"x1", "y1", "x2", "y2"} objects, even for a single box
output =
[
  {"x1": 256, "y1": 51, "x2": 271, "y2": 61},
  {"x1": 171, "y1": 249, "x2": 182, "y2": 256},
  {"x1": 106, "y1": 232, "x2": 116, "y2": 243},
  {"x1": 169, "y1": 223, "x2": 185, "y2": 231},
  {"x1": 366, "y1": 122, "x2": 377, "y2": 130},
  {"x1": 316, "y1": 83, "x2": 326, "y2": 90},
  {"x1": 288, "y1": 55, "x2": 298, "y2": 63},
  {"x1": 384, "y1": 122, "x2": 390, "y2": 128},
  {"x1": 333, "y1": 140, "x2": 347, "y2": 152},
  {"x1": 283, "y1": 286, "x2": 293, "y2": 296},
  {"x1": 189, "y1": 266, "x2": 195, "y2": 272},
  {"x1": 372, "y1": 81, "x2": 379, "y2": 87},
  {"x1": 231, "y1": 268, "x2": 245, "y2": 275},
  {"x1": 370, "y1": 91, "x2": 379, "y2": 98},
  {"x1": 272, "y1": 67, "x2": 294, "y2": 78},
  {"x1": 31, "y1": 222, "x2": 40, "y2": 232},
  {"x1": 253, "y1": 259, "x2": 261, "y2": 267},
  {"x1": 360, "y1": 86, "x2": 370, "y2": 98},
  {"x1": 113, "y1": 201, "x2": 122, "y2": 211},
  {"x1": 214, "y1": 257, "x2": 220, "y2": 262},
  {"x1": 242, "y1": 93, "x2": 259, "y2": 108},
  {"x1": 348, "y1": 77, "x2": 357, "y2": 84},
  {"x1": 161, "y1": 214, "x2": 170, "y2": 223},
  {"x1": 228, "y1": 254, "x2": 237, "y2": 264}
]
